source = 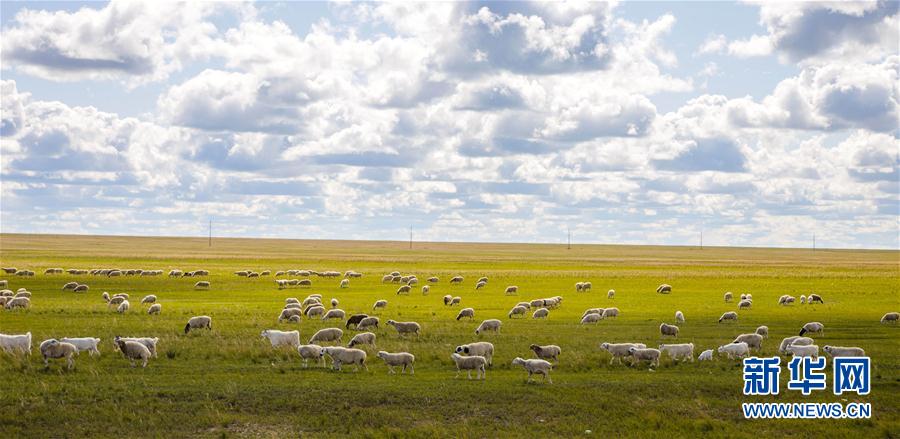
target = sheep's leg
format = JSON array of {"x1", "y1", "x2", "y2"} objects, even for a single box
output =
[
  {"x1": 67, "y1": 356, "x2": 74, "y2": 370},
  {"x1": 546, "y1": 374, "x2": 552, "y2": 384},
  {"x1": 527, "y1": 371, "x2": 533, "y2": 383},
  {"x1": 387, "y1": 365, "x2": 395, "y2": 374},
  {"x1": 467, "y1": 370, "x2": 472, "y2": 380},
  {"x1": 409, "y1": 364, "x2": 414, "y2": 375},
  {"x1": 361, "y1": 361, "x2": 368, "y2": 372}
]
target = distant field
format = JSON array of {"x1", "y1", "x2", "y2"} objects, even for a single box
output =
[{"x1": 1, "y1": 234, "x2": 898, "y2": 438}]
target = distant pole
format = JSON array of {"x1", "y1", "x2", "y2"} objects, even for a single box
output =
[
  {"x1": 208, "y1": 219, "x2": 212, "y2": 247},
  {"x1": 567, "y1": 227, "x2": 571, "y2": 250}
]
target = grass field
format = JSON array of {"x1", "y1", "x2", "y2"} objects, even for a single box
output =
[{"x1": 1, "y1": 233, "x2": 898, "y2": 438}]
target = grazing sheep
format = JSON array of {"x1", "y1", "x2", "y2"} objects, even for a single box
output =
[
  {"x1": 116, "y1": 300, "x2": 130, "y2": 314},
  {"x1": 718, "y1": 311, "x2": 738, "y2": 323},
  {"x1": 301, "y1": 297, "x2": 321, "y2": 308},
  {"x1": 698, "y1": 349, "x2": 714, "y2": 361},
  {"x1": 339, "y1": 279, "x2": 349, "y2": 289},
  {"x1": 659, "y1": 343, "x2": 694, "y2": 362},
  {"x1": 629, "y1": 347, "x2": 661, "y2": 367},
  {"x1": 288, "y1": 315, "x2": 301, "y2": 323},
  {"x1": 184, "y1": 316, "x2": 212, "y2": 334},
  {"x1": 734, "y1": 333, "x2": 764, "y2": 351},
  {"x1": 275, "y1": 271, "x2": 286, "y2": 277},
  {"x1": 581, "y1": 313, "x2": 603, "y2": 324},
  {"x1": 718, "y1": 342, "x2": 750, "y2": 359},
  {"x1": 309, "y1": 328, "x2": 344, "y2": 344},
  {"x1": 881, "y1": 312, "x2": 899, "y2": 324},
  {"x1": 14, "y1": 291, "x2": 31, "y2": 298},
  {"x1": 73, "y1": 284, "x2": 89, "y2": 293},
  {"x1": 0, "y1": 332, "x2": 32, "y2": 354},
  {"x1": 387, "y1": 320, "x2": 421, "y2": 336},
  {"x1": 148, "y1": 304, "x2": 161, "y2": 315},
  {"x1": 529, "y1": 344, "x2": 561, "y2": 362},
  {"x1": 115, "y1": 339, "x2": 151, "y2": 367},
  {"x1": 656, "y1": 284, "x2": 672, "y2": 294},
  {"x1": 140, "y1": 295, "x2": 157, "y2": 304},
  {"x1": 322, "y1": 309, "x2": 346, "y2": 320},
  {"x1": 62, "y1": 282, "x2": 78, "y2": 291},
  {"x1": 194, "y1": 281, "x2": 210, "y2": 290},
  {"x1": 808, "y1": 294, "x2": 824, "y2": 304},
  {"x1": 508, "y1": 305, "x2": 528, "y2": 318},
  {"x1": 450, "y1": 296, "x2": 461, "y2": 306},
  {"x1": 60, "y1": 337, "x2": 101, "y2": 357},
  {"x1": 0, "y1": 289, "x2": 11, "y2": 297},
  {"x1": 475, "y1": 281, "x2": 486, "y2": 290},
  {"x1": 348, "y1": 332, "x2": 376, "y2": 349},
  {"x1": 321, "y1": 346, "x2": 368, "y2": 371},
  {"x1": 738, "y1": 299, "x2": 752, "y2": 310},
  {"x1": 823, "y1": 345, "x2": 865, "y2": 358},
  {"x1": 799, "y1": 322, "x2": 825, "y2": 337},
  {"x1": 778, "y1": 295, "x2": 795, "y2": 305},
  {"x1": 581, "y1": 307, "x2": 604, "y2": 317},
  {"x1": 724, "y1": 292, "x2": 733, "y2": 302},
  {"x1": 455, "y1": 342, "x2": 494, "y2": 366},
  {"x1": 279, "y1": 308, "x2": 303, "y2": 322},
  {"x1": 450, "y1": 353, "x2": 486, "y2": 379},
  {"x1": 298, "y1": 279, "x2": 312, "y2": 287},
  {"x1": 5, "y1": 296, "x2": 30, "y2": 310},
  {"x1": 107, "y1": 296, "x2": 126, "y2": 307},
  {"x1": 532, "y1": 308, "x2": 549, "y2": 319},
  {"x1": 373, "y1": 299, "x2": 388, "y2": 311},
  {"x1": 377, "y1": 351, "x2": 415, "y2": 374},
  {"x1": 456, "y1": 307, "x2": 475, "y2": 321},
  {"x1": 516, "y1": 301, "x2": 532, "y2": 309},
  {"x1": 40, "y1": 339, "x2": 78, "y2": 370},
  {"x1": 422, "y1": 285, "x2": 430, "y2": 295},
  {"x1": 261, "y1": 329, "x2": 301, "y2": 348},
  {"x1": 113, "y1": 336, "x2": 159, "y2": 358},
  {"x1": 305, "y1": 305, "x2": 326, "y2": 318},
  {"x1": 575, "y1": 282, "x2": 584, "y2": 292},
  {"x1": 427, "y1": 277, "x2": 439, "y2": 283},
  {"x1": 512, "y1": 357, "x2": 553, "y2": 383},
  {"x1": 357, "y1": 317, "x2": 380, "y2": 331},
  {"x1": 659, "y1": 323, "x2": 679, "y2": 337},
  {"x1": 474, "y1": 319, "x2": 501, "y2": 335},
  {"x1": 607, "y1": 289, "x2": 615, "y2": 299},
  {"x1": 442, "y1": 295, "x2": 453, "y2": 306},
  {"x1": 756, "y1": 326, "x2": 769, "y2": 339},
  {"x1": 346, "y1": 314, "x2": 368, "y2": 329},
  {"x1": 381, "y1": 275, "x2": 393, "y2": 283},
  {"x1": 396, "y1": 285, "x2": 411, "y2": 295},
  {"x1": 529, "y1": 299, "x2": 543, "y2": 308},
  {"x1": 602, "y1": 307, "x2": 619, "y2": 319},
  {"x1": 675, "y1": 311, "x2": 685, "y2": 324},
  {"x1": 0, "y1": 297, "x2": 9, "y2": 307},
  {"x1": 297, "y1": 344, "x2": 326, "y2": 368},
  {"x1": 599, "y1": 342, "x2": 647, "y2": 365},
  {"x1": 787, "y1": 344, "x2": 819, "y2": 358},
  {"x1": 505, "y1": 286, "x2": 518, "y2": 295},
  {"x1": 779, "y1": 336, "x2": 815, "y2": 354},
  {"x1": 450, "y1": 276, "x2": 464, "y2": 284},
  {"x1": 1, "y1": 267, "x2": 16, "y2": 274}
]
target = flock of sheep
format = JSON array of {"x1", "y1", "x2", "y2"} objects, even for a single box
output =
[{"x1": 1, "y1": 266, "x2": 898, "y2": 383}]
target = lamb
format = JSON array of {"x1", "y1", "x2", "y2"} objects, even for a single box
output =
[
  {"x1": 443, "y1": 295, "x2": 453, "y2": 305},
  {"x1": 140, "y1": 295, "x2": 157, "y2": 304},
  {"x1": 114, "y1": 338, "x2": 151, "y2": 367},
  {"x1": 800, "y1": 294, "x2": 807, "y2": 304},
  {"x1": 529, "y1": 344, "x2": 560, "y2": 362},
  {"x1": 297, "y1": 344, "x2": 325, "y2": 367},
  {"x1": 422, "y1": 285, "x2": 430, "y2": 295},
  {"x1": 63, "y1": 282, "x2": 78, "y2": 290},
  {"x1": 512, "y1": 357, "x2": 553, "y2": 383},
  {"x1": 718, "y1": 311, "x2": 738, "y2": 323},
  {"x1": 305, "y1": 305, "x2": 326, "y2": 318},
  {"x1": 475, "y1": 281, "x2": 486, "y2": 290},
  {"x1": 474, "y1": 319, "x2": 501, "y2": 335},
  {"x1": 184, "y1": 316, "x2": 212, "y2": 334},
  {"x1": 532, "y1": 308, "x2": 550, "y2": 319},
  {"x1": 5, "y1": 296, "x2": 30, "y2": 309},
  {"x1": 261, "y1": 329, "x2": 301, "y2": 348},
  {"x1": 881, "y1": 312, "x2": 899, "y2": 324},
  {"x1": 787, "y1": 344, "x2": 819, "y2": 358},
  {"x1": 450, "y1": 296, "x2": 461, "y2": 306},
  {"x1": 504, "y1": 286, "x2": 518, "y2": 295},
  {"x1": 778, "y1": 336, "x2": 814, "y2": 354},
  {"x1": 346, "y1": 314, "x2": 369, "y2": 329},
  {"x1": 756, "y1": 326, "x2": 769, "y2": 339},
  {"x1": 808, "y1": 294, "x2": 824, "y2": 304},
  {"x1": 724, "y1": 292, "x2": 733, "y2": 302},
  {"x1": 456, "y1": 307, "x2": 475, "y2": 321},
  {"x1": 455, "y1": 342, "x2": 494, "y2": 366},
  {"x1": 698, "y1": 349, "x2": 714, "y2": 361},
  {"x1": 600, "y1": 342, "x2": 646, "y2": 365},
  {"x1": 330, "y1": 298, "x2": 339, "y2": 308},
  {"x1": 373, "y1": 299, "x2": 388, "y2": 311},
  {"x1": 659, "y1": 343, "x2": 694, "y2": 362},
  {"x1": 40, "y1": 339, "x2": 78, "y2": 370},
  {"x1": 629, "y1": 347, "x2": 661, "y2": 367},
  {"x1": 59, "y1": 337, "x2": 101, "y2": 357},
  {"x1": 357, "y1": 317, "x2": 380, "y2": 331},
  {"x1": 602, "y1": 307, "x2": 619, "y2": 318},
  {"x1": 656, "y1": 284, "x2": 672, "y2": 294},
  {"x1": 823, "y1": 345, "x2": 865, "y2": 357},
  {"x1": 116, "y1": 300, "x2": 130, "y2": 313},
  {"x1": 508, "y1": 305, "x2": 528, "y2": 318},
  {"x1": 147, "y1": 303, "x2": 161, "y2": 315},
  {"x1": 387, "y1": 320, "x2": 421, "y2": 336},
  {"x1": 450, "y1": 353, "x2": 486, "y2": 379},
  {"x1": 799, "y1": 322, "x2": 824, "y2": 337},
  {"x1": 659, "y1": 323, "x2": 679, "y2": 337},
  {"x1": 717, "y1": 342, "x2": 750, "y2": 359},
  {"x1": 377, "y1": 351, "x2": 415, "y2": 374},
  {"x1": 581, "y1": 313, "x2": 603, "y2": 324},
  {"x1": 733, "y1": 333, "x2": 764, "y2": 351},
  {"x1": 607, "y1": 289, "x2": 615, "y2": 299},
  {"x1": 0, "y1": 332, "x2": 32, "y2": 354},
  {"x1": 309, "y1": 328, "x2": 344, "y2": 344},
  {"x1": 348, "y1": 332, "x2": 376, "y2": 349},
  {"x1": 675, "y1": 311, "x2": 685, "y2": 324},
  {"x1": 279, "y1": 308, "x2": 303, "y2": 322},
  {"x1": 321, "y1": 346, "x2": 368, "y2": 371},
  {"x1": 738, "y1": 299, "x2": 752, "y2": 310},
  {"x1": 322, "y1": 309, "x2": 346, "y2": 320},
  {"x1": 396, "y1": 285, "x2": 411, "y2": 295}
]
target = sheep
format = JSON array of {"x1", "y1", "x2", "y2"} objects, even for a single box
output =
[
  {"x1": 62, "y1": 282, "x2": 78, "y2": 290},
  {"x1": 659, "y1": 323, "x2": 679, "y2": 337},
  {"x1": 740, "y1": 294, "x2": 747, "y2": 301},
  {"x1": 881, "y1": 312, "x2": 899, "y2": 324},
  {"x1": 778, "y1": 336, "x2": 814, "y2": 354},
  {"x1": 455, "y1": 342, "x2": 494, "y2": 366},
  {"x1": 193, "y1": 281, "x2": 210, "y2": 290},
  {"x1": 309, "y1": 328, "x2": 344, "y2": 344},
  {"x1": 1, "y1": 267, "x2": 16, "y2": 274},
  {"x1": 14, "y1": 291, "x2": 31, "y2": 298},
  {"x1": 74, "y1": 284, "x2": 89, "y2": 293},
  {"x1": 656, "y1": 284, "x2": 672, "y2": 294},
  {"x1": 0, "y1": 297, "x2": 9, "y2": 307},
  {"x1": 450, "y1": 296, "x2": 461, "y2": 306},
  {"x1": 508, "y1": 305, "x2": 528, "y2": 318},
  {"x1": 475, "y1": 281, "x2": 486, "y2": 290},
  {"x1": 0, "y1": 289, "x2": 11, "y2": 297},
  {"x1": 396, "y1": 285, "x2": 411, "y2": 295},
  {"x1": 305, "y1": 305, "x2": 326, "y2": 318},
  {"x1": 532, "y1": 308, "x2": 549, "y2": 319},
  {"x1": 279, "y1": 308, "x2": 303, "y2": 322},
  {"x1": 422, "y1": 285, "x2": 430, "y2": 295},
  {"x1": 477, "y1": 276, "x2": 488, "y2": 284},
  {"x1": 348, "y1": 332, "x2": 376, "y2": 349},
  {"x1": 675, "y1": 311, "x2": 685, "y2": 324},
  {"x1": 450, "y1": 276, "x2": 464, "y2": 284},
  {"x1": 778, "y1": 295, "x2": 795, "y2": 305},
  {"x1": 357, "y1": 317, "x2": 380, "y2": 331},
  {"x1": 0, "y1": 332, "x2": 32, "y2": 354},
  {"x1": 512, "y1": 357, "x2": 553, "y2": 383},
  {"x1": 733, "y1": 333, "x2": 764, "y2": 351},
  {"x1": 787, "y1": 344, "x2": 819, "y2": 358},
  {"x1": 581, "y1": 313, "x2": 603, "y2": 324},
  {"x1": 718, "y1": 311, "x2": 738, "y2": 323},
  {"x1": 301, "y1": 297, "x2": 321, "y2": 308},
  {"x1": 108, "y1": 296, "x2": 126, "y2": 307},
  {"x1": 724, "y1": 292, "x2": 733, "y2": 302},
  {"x1": 377, "y1": 351, "x2": 415, "y2": 374},
  {"x1": 148, "y1": 303, "x2": 161, "y2": 315},
  {"x1": 387, "y1": 320, "x2": 421, "y2": 336},
  {"x1": 738, "y1": 299, "x2": 752, "y2": 310},
  {"x1": 60, "y1": 337, "x2": 101, "y2": 357},
  {"x1": 321, "y1": 346, "x2": 368, "y2": 371},
  {"x1": 113, "y1": 336, "x2": 160, "y2": 358},
  {"x1": 629, "y1": 347, "x2": 661, "y2": 367},
  {"x1": 602, "y1": 307, "x2": 619, "y2": 319},
  {"x1": 322, "y1": 309, "x2": 346, "y2": 320},
  {"x1": 40, "y1": 339, "x2": 78, "y2": 370},
  {"x1": 298, "y1": 279, "x2": 312, "y2": 287},
  {"x1": 288, "y1": 315, "x2": 301, "y2": 323},
  {"x1": 441, "y1": 294, "x2": 453, "y2": 306},
  {"x1": 698, "y1": 349, "x2": 714, "y2": 361},
  {"x1": 799, "y1": 294, "x2": 807, "y2": 304},
  {"x1": 407, "y1": 278, "x2": 418, "y2": 286},
  {"x1": 516, "y1": 301, "x2": 532, "y2": 309},
  {"x1": 373, "y1": 299, "x2": 388, "y2": 311},
  {"x1": 823, "y1": 345, "x2": 865, "y2": 358},
  {"x1": 140, "y1": 295, "x2": 157, "y2": 304},
  {"x1": 381, "y1": 275, "x2": 393, "y2": 283},
  {"x1": 474, "y1": 319, "x2": 501, "y2": 335},
  {"x1": 428, "y1": 277, "x2": 439, "y2": 283},
  {"x1": 5, "y1": 296, "x2": 30, "y2": 310},
  {"x1": 599, "y1": 342, "x2": 646, "y2": 365},
  {"x1": 718, "y1": 342, "x2": 750, "y2": 359},
  {"x1": 808, "y1": 294, "x2": 824, "y2": 304},
  {"x1": 116, "y1": 300, "x2": 130, "y2": 314},
  {"x1": 261, "y1": 329, "x2": 301, "y2": 348},
  {"x1": 297, "y1": 344, "x2": 326, "y2": 368},
  {"x1": 756, "y1": 326, "x2": 769, "y2": 339},
  {"x1": 115, "y1": 338, "x2": 151, "y2": 367},
  {"x1": 184, "y1": 316, "x2": 212, "y2": 334},
  {"x1": 659, "y1": 343, "x2": 694, "y2": 362},
  {"x1": 450, "y1": 353, "x2": 486, "y2": 379},
  {"x1": 346, "y1": 314, "x2": 368, "y2": 329},
  {"x1": 504, "y1": 285, "x2": 518, "y2": 295},
  {"x1": 529, "y1": 344, "x2": 560, "y2": 362},
  {"x1": 284, "y1": 303, "x2": 302, "y2": 310},
  {"x1": 799, "y1": 322, "x2": 825, "y2": 337},
  {"x1": 286, "y1": 297, "x2": 300, "y2": 305},
  {"x1": 607, "y1": 289, "x2": 615, "y2": 299},
  {"x1": 581, "y1": 307, "x2": 604, "y2": 318}
]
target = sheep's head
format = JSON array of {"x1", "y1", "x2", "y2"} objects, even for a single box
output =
[
  {"x1": 511, "y1": 357, "x2": 524, "y2": 366},
  {"x1": 600, "y1": 343, "x2": 609, "y2": 350},
  {"x1": 628, "y1": 347, "x2": 637, "y2": 354}
]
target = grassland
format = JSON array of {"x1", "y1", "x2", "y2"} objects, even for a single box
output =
[{"x1": 0, "y1": 233, "x2": 898, "y2": 438}]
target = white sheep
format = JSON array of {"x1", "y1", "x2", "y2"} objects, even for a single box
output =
[
  {"x1": 602, "y1": 307, "x2": 619, "y2": 318},
  {"x1": 340, "y1": 279, "x2": 349, "y2": 289},
  {"x1": 718, "y1": 342, "x2": 749, "y2": 359},
  {"x1": 261, "y1": 329, "x2": 301, "y2": 348},
  {"x1": 114, "y1": 336, "x2": 160, "y2": 358},
  {"x1": 348, "y1": 332, "x2": 376, "y2": 349},
  {"x1": 675, "y1": 311, "x2": 685, "y2": 324},
  {"x1": 322, "y1": 309, "x2": 346, "y2": 320},
  {"x1": 396, "y1": 285, "x2": 411, "y2": 295},
  {"x1": 581, "y1": 313, "x2": 603, "y2": 324},
  {"x1": 756, "y1": 326, "x2": 769, "y2": 339},
  {"x1": 330, "y1": 298, "x2": 339, "y2": 308},
  {"x1": 148, "y1": 304, "x2": 161, "y2": 315},
  {"x1": 508, "y1": 305, "x2": 528, "y2": 318},
  {"x1": 450, "y1": 276, "x2": 464, "y2": 284},
  {"x1": 738, "y1": 299, "x2": 752, "y2": 310},
  {"x1": 422, "y1": 285, "x2": 430, "y2": 295},
  {"x1": 309, "y1": 328, "x2": 344, "y2": 344},
  {"x1": 656, "y1": 284, "x2": 672, "y2": 294},
  {"x1": 607, "y1": 289, "x2": 615, "y2": 299},
  {"x1": 40, "y1": 339, "x2": 78, "y2": 370},
  {"x1": 305, "y1": 305, "x2": 326, "y2": 318},
  {"x1": 297, "y1": 344, "x2": 325, "y2": 367},
  {"x1": 387, "y1": 320, "x2": 421, "y2": 336},
  {"x1": 733, "y1": 333, "x2": 763, "y2": 351},
  {"x1": 808, "y1": 294, "x2": 824, "y2": 304},
  {"x1": 474, "y1": 319, "x2": 501, "y2": 335},
  {"x1": 4, "y1": 297, "x2": 30, "y2": 310},
  {"x1": 116, "y1": 300, "x2": 130, "y2": 313},
  {"x1": 698, "y1": 349, "x2": 714, "y2": 361},
  {"x1": 450, "y1": 353, "x2": 486, "y2": 379},
  {"x1": 778, "y1": 336, "x2": 814, "y2": 354},
  {"x1": 629, "y1": 347, "x2": 661, "y2": 367},
  {"x1": 456, "y1": 308, "x2": 475, "y2": 321},
  {"x1": 504, "y1": 285, "x2": 518, "y2": 295},
  {"x1": 279, "y1": 308, "x2": 303, "y2": 322},
  {"x1": 321, "y1": 346, "x2": 368, "y2": 371},
  {"x1": 724, "y1": 292, "x2": 733, "y2": 302},
  {"x1": 659, "y1": 323, "x2": 679, "y2": 337},
  {"x1": 529, "y1": 344, "x2": 560, "y2": 362},
  {"x1": 377, "y1": 351, "x2": 415, "y2": 374},
  {"x1": 194, "y1": 281, "x2": 210, "y2": 289},
  {"x1": 450, "y1": 296, "x2": 461, "y2": 306},
  {"x1": 599, "y1": 342, "x2": 646, "y2": 365},
  {"x1": 800, "y1": 294, "x2": 807, "y2": 304},
  {"x1": 456, "y1": 342, "x2": 494, "y2": 366},
  {"x1": 532, "y1": 308, "x2": 549, "y2": 319},
  {"x1": 475, "y1": 281, "x2": 486, "y2": 290},
  {"x1": 823, "y1": 345, "x2": 865, "y2": 357},
  {"x1": 357, "y1": 317, "x2": 380, "y2": 331},
  {"x1": 59, "y1": 337, "x2": 101, "y2": 357},
  {"x1": 184, "y1": 316, "x2": 212, "y2": 334},
  {"x1": 512, "y1": 357, "x2": 553, "y2": 383},
  {"x1": 115, "y1": 338, "x2": 151, "y2": 367},
  {"x1": 787, "y1": 344, "x2": 819, "y2": 358},
  {"x1": 140, "y1": 295, "x2": 157, "y2": 304},
  {"x1": 0, "y1": 332, "x2": 32, "y2": 354},
  {"x1": 881, "y1": 312, "x2": 899, "y2": 324},
  {"x1": 659, "y1": 343, "x2": 694, "y2": 362},
  {"x1": 799, "y1": 322, "x2": 824, "y2": 337},
  {"x1": 718, "y1": 311, "x2": 738, "y2": 323},
  {"x1": 373, "y1": 299, "x2": 388, "y2": 311}
]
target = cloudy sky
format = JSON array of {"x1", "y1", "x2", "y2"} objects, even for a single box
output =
[{"x1": 1, "y1": 1, "x2": 897, "y2": 248}]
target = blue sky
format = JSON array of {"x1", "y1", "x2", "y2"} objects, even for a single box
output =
[{"x1": 1, "y1": 1, "x2": 897, "y2": 248}]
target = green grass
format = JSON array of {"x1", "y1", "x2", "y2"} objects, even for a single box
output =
[{"x1": 1, "y1": 233, "x2": 898, "y2": 438}]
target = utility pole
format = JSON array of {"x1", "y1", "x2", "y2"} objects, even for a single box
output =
[
  {"x1": 567, "y1": 227, "x2": 571, "y2": 250},
  {"x1": 208, "y1": 219, "x2": 212, "y2": 247}
]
